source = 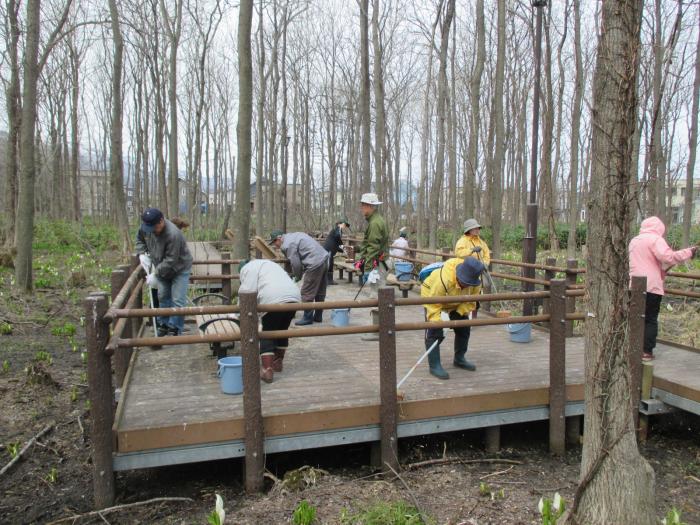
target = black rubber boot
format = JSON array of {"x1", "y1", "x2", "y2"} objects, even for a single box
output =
[
  {"x1": 295, "y1": 310, "x2": 314, "y2": 326},
  {"x1": 313, "y1": 310, "x2": 323, "y2": 322},
  {"x1": 426, "y1": 337, "x2": 449, "y2": 379},
  {"x1": 453, "y1": 329, "x2": 476, "y2": 371}
]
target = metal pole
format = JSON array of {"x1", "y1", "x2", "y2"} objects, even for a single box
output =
[{"x1": 523, "y1": 1, "x2": 545, "y2": 316}]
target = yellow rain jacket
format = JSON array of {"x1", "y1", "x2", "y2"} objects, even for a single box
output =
[
  {"x1": 454, "y1": 234, "x2": 491, "y2": 266},
  {"x1": 421, "y1": 258, "x2": 481, "y2": 322}
]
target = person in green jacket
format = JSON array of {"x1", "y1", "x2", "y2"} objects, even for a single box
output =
[{"x1": 355, "y1": 192, "x2": 389, "y2": 288}]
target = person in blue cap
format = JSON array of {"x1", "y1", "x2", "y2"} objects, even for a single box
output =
[
  {"x1": 420, "y1": 257, "x2": 484, "y2": 379},
  {"x1": 136, "y1": 207, "x2": 193, "y2": 336}
]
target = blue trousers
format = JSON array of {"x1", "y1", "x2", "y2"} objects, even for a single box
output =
[{"x1": 154, "y1": 271, "x2": 190, "y2": 333}]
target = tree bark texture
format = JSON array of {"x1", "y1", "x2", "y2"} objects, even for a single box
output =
[
  {"x1": 108, "y1": 0, "x2": 132, "y2": 254},
  {"x1": 14, "y1": 0, "x2": 41, "y2": 291},
  {"x1": 682, "y1": 6, "x2": 700, "y2": 246},
  {"x1": 233, "y1": 0, "x2": 253, "y2": 259},
  {"x1": 573, "y1": 0, "x2": 655, "y2": 522}
]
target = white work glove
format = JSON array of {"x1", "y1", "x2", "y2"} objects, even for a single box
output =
[
  {"x1": 139, "y1": 253, "x2": 152, "y2": 272},
  {"x1": 440, "y1": 311, "x2": 450, "y2": 322},
  {"x1": 339, "y1": 244, "x2": 344, "y2": 250},
  {"x1": 146, "y1": 273, "x2": 158, "y2": 288}
]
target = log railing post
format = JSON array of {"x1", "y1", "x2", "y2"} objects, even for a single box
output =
[
  {"x1": 111, "y1": 265, "x2": 130, "y2": 387},
  {"x1": 85, "y1": 292, "x2": 114, "y2": 508},
  {"x1": 548, "y1": 279, "x2": 566, "y2": 456},
  {"x1": 128, "y1": 254, "x2": 141, "y2": 361},
  {"x1": 378, "y1": 287, "x2": 398, "y2": 472},
  {"x1": 542, "y1": 257, "x2": 557, "y2": 328},
  {"x1": 222, "y1": 252, "x2": 232, "y2": 303},
  {"x1": 629, "y1": 276, "x2": 646, "y2": 432},
  {"x1": 240, "y1": 291, "x2": 264, "y2": 492},
  {"x1": 565, "y1": 259, "x2": 578, "y2": 337},
  {"x1": 638, "y1": 362, "x2": 654, "y2": 443}
]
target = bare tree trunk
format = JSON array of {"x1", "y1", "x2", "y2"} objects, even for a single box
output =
[
  {"x1": 682, "y1": 6, "x2": 700, "y2": 245},
  {"x1": 68, "y1": 38, "x2": 81, "y2": 221},
  {"x1": 160, "y1": 0, "x2": 184, "y2": 217},
  {"x1": 448, "y1": 24, "x2": 458, "y2": 236},
  {"x1": 255, "y1": 0, "x2": 265, "y2": 236},
  {"x1": 571, "y1": 0, "x2": 655, "y2": 522},
  {"x1": 3, "y1": 0, "x2": 20, "y2": 246},
  {"x1": 541, "y1": 7, "x2": 558, "y2": 251},
  {"x1": 567, "y1": 0, "x2": 583, "y2": 258},
  {"x1": 418, "y1": 7, "x2": 440, "y2": 248},
  {"x1": 14, "y1": 0, "x2": 43, "y2": 290},
  {"x1": 108, "y1": 0, "x2": 132, "y2": 253},
  {"x1": 359, "y1": 0, "x2": 371, "y2": 192},
  {"x1": 465, "y1": 0, "x2": 484, "y2": 221},
  {"x1": 279, "y1": 6, "x2": 289, "y2": 231},
  {"x1": 487, "y1": 0, "x2": 505, "y2": 257},
  {"x1": 233, "y1": 0, "x2": 253, "y2": 259},
  {"x1": 371, "y1": 0, "x2": 386, "y2": 202},
  {"x1": 428, "y1": 0, "x2": 454, "y2": 249}
]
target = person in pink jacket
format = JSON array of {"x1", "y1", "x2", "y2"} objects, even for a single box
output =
[{"x1": 629, "y1": 216, "x2": 697, "y2": 361}]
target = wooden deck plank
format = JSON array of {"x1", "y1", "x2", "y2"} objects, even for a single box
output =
[{"x1": 114, "y1": 282, "x2": 697, "y2": 455}]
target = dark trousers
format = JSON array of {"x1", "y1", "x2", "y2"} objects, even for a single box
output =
[
  {"x1": 260, "y1": 310, "x2": 296, "y2": 354},
  {"x1": 300, "y1": 263, "x2": 328, "y2": 303},
  {"x1": 425, "y1": 311, "x2": 471, "y2": 352},
  {"x1": 644, "y1": 292, "x2": 663, "y2": 354}
]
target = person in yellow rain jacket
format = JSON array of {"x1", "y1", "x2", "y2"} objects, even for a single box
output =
[
  {"x1": 421, "y1": 257, "x2": 484, "y2": 380},
  {"x1": 454, "y1": 218, "x2": 491, "y2": 318},
  {"x1": 455, "y1": 218, "x2": 490, "y2": 265}
]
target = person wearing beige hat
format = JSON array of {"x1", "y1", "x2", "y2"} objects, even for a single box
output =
[
  {"x1": 455, "y1": 218, "x2": 491, "y2": 318},
  {"x1": 355, "y1": 193, "x2": 389, "y2": 286},
  {"x1": 455, "y1": 218, "x2": 491, "y2": 265}
]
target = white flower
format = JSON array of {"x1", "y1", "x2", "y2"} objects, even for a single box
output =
[
  {"x1": 538, "y1": 497, "x2": 544, "y2": 514},
  {"x1": 553, "y1": 492, "x2": 562, "y2": 512},
  {"x1": 215, "y1": 493, "x2": 225, "y2": 524}
]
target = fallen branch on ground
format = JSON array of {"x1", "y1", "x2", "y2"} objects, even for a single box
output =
[
  {"x1": 0, "y1": 423, "x2": 54, "y2": 477},
  {"x1": 405, "y1": 457, "x2": 523, "y2": 470},
  {"x1": 479, "y1": 465, "x2": 515, "y2": 480},
  {"x1": 45, "y1": 497, "x2": 194, "y2": 524}
]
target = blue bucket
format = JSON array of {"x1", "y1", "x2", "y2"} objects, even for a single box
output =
[
  {"x1": 217, "y1": 356, "x2": 243, "y2": 394},
  {"x1": 507, "y1": 323, "x2": 532, "y2": 343},
  {"x1": 331, "y1": 308, "x2": 350, "y2": 327},
  {"x1": 394, "y1": 262, "x2": 414, "y2": 282}
]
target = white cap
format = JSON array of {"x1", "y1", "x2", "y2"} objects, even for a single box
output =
[{"x1": 360, "y1": 192, "x2": 382, "y2": 205}]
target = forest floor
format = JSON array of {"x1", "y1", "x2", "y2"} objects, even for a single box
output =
[{"x1": 1, "y1": 239, "x2": 699, "y2": 524}]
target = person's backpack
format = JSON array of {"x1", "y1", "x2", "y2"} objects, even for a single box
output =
[{"x1": 418, "y1": 261, "x2": 444, "y2": 282}]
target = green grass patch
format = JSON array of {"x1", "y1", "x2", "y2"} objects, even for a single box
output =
[{"x1": 339, "y1": 501, "x2": 429, "y2": 525}]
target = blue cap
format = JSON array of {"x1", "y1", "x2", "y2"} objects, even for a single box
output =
[
  {"x1": 141, "y1": 208, "x2": 163, "y2": 233},
  {"x1": 456, "y1": 257, "x2": 484, "y2": 287}
]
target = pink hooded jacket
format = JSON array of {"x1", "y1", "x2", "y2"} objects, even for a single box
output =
[{"x1": 629, "y1": 216, "x2": 694, "y2": 295}]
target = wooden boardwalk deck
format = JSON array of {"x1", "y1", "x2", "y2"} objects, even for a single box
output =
[{"x1": 112, "y1": 282, "x2": 700, "y2": 471}]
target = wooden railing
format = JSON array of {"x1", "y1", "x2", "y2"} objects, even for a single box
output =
[{"x1": 85, "y1": 266, "x2": 648, "y2": 508}]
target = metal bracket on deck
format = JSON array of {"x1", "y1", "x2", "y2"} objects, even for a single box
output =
[{"x1": 639, "y1": 398, "x2": 675, "y2": 416}]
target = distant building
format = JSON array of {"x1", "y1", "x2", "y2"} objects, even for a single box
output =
[{"x1": 669, "y1": 178, "x2": 700, "y2": 224}]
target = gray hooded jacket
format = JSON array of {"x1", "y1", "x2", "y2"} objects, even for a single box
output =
[
  {"x1": 280, "y1": 232, "x2": 329, "y2": 280},
  {"x1": 136, "y1": 219, "x2": 193, "y2": 280}
]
